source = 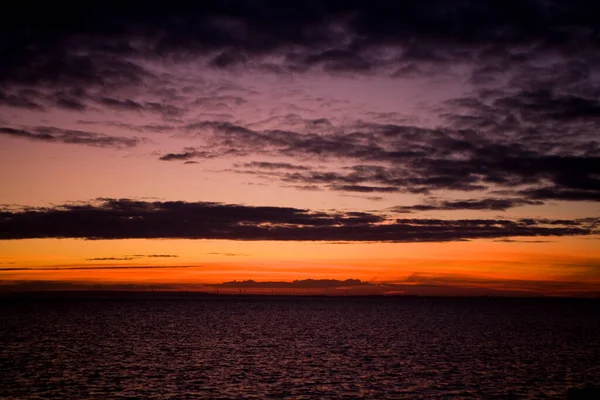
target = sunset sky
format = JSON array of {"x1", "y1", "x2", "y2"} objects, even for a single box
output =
[{"x1": 1, "y1": 1, "x2": 599, "y2": 296}]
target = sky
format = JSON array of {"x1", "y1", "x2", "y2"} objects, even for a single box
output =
[{"x1": 1, "y1": 0, "x2": 600, "y2": 296}]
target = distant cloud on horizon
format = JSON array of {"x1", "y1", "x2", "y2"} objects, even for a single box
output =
[{"x1": 2, "y1": 276, "x2": 599, "y2": 297}]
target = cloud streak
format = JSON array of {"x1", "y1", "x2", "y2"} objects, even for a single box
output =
[
  {"x1": 85, "y1": 254, "x2": 179, "y2": 261},
  {"x1": 0, "y1": 265, "x2": 197, "y2": 271},
  {"x1": 0, "y1": 126, "x2": 147, "y2": 149},
  {"x1": 0, "y1": 199, "x2": 597, "y2": 242},
  {"x1": 391, "y1": 198, "x2": 545, "y2": 213}
]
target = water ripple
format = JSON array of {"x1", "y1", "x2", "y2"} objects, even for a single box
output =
[{"x1": 0, "y1": 297, "x2": 598, "y2": 399}]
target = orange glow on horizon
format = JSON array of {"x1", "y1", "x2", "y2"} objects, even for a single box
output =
[{"x1": 1, "y1": 237, "x2": 599, "y2": 296}]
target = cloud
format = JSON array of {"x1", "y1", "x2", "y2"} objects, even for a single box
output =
[
  {"x1": 339, "y1": 194, "x2": 385, "y2": 202},
  {"x1": 99, "y1": 97, "x2": 183, "y2": 117},
  {"x1": 0, "y1": 265, "x2": 197, "y2": 271},
  {"x1": 4, "y1": 275, "x2": 596, "y2": 297},
  {"x1": 395, "y1": 273, "x2": 600, "y2": 297},
  {"x1": 210, "y1": 279, "x2": 373, "y2": 289},
  {"x1": 204, "y1": 275, "x2": 600, "y2": 297},
  {"x1": 492, "y1": 239, "x2": 553, "y2": 243},
  {"x1": 391, "y1": 198, "x2": 545, "y2": 213},
  {"x1": 519, "y1": 187, "x2": 600, "y2": 202},
  {"x1": 0, "y1": 126, "x2": 147, "y2": 149},
  {"x1": 206, "y1": 252, "x2": 248, "y2": 257},
  {"x1": 0, "y1": 198, "x2": 596, "y2": 242},
  {"x1": 0, "y1": 91, "x2": 44, "y2": 110},
  {"x1": 2, "y1": 0, "x2": 600, "y2": 116},
  {"x1": 327, "y1": 184, "x2": 398, "y2": 193},
  {"x1": 438, "y1": 87, "x2": 600, "y2": 202},
  {"x1": 77, "y1": 120, "x2": 177, "y2": 133},
  {"x1": 84, "y1": 254, "x2": 178, "y2": 261},
  {"x1": 238, "y1": 161, "x2": 311, "y2": 171},
  {"x1": 54, "y1": 97, "x2": 87, "y2": 111},
  {"x1": 0, "y1": 42, "x2": 153, "y2": 88},
  {"x1": 494, "y1": 89, "x2": 600, "y2": 122},
  {"x1": 159, "y1": 150, "x2": 217, "y2": 161},
  {"x1": 162, "y1": 116, "x2": 600, "y2": 201},
  {"x1": 4, "y1": 1, "x2": 600, "y2": 77},
  {"x1": 0, "y1": 281, "x2": 205, "y2": 292}
]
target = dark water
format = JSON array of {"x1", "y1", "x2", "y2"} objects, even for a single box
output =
[{"x1": 1, "y1": 295, "x2": 599, "y2": 399}]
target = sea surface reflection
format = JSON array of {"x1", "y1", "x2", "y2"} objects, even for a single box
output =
[{"x1": 1, "y1": 295, "x2": 598, "y2": 399}]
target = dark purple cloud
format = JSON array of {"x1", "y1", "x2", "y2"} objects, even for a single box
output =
[
  {"x1": 3, "y1": 1, "x2": 600, "y2": 83},
  {"x1": 0, "y1": 126, "x2": 147, "y2": 148},
  {"x1": 160, "y1": 118, "x2": 600, "y2": 203},
  {"x1": 237, "y1": 161, "x2": 312, "y2": 171},
  {"x1": 391, "y1": 198, "x2": 545, "y2": 213},
  {"x1": 0, "y1": 198, "x2": 596, "y2": 242}
]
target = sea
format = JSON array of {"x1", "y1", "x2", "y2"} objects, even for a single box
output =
[{"x1": 1, "y1": 294, "x2": 598, "y2": 399}]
